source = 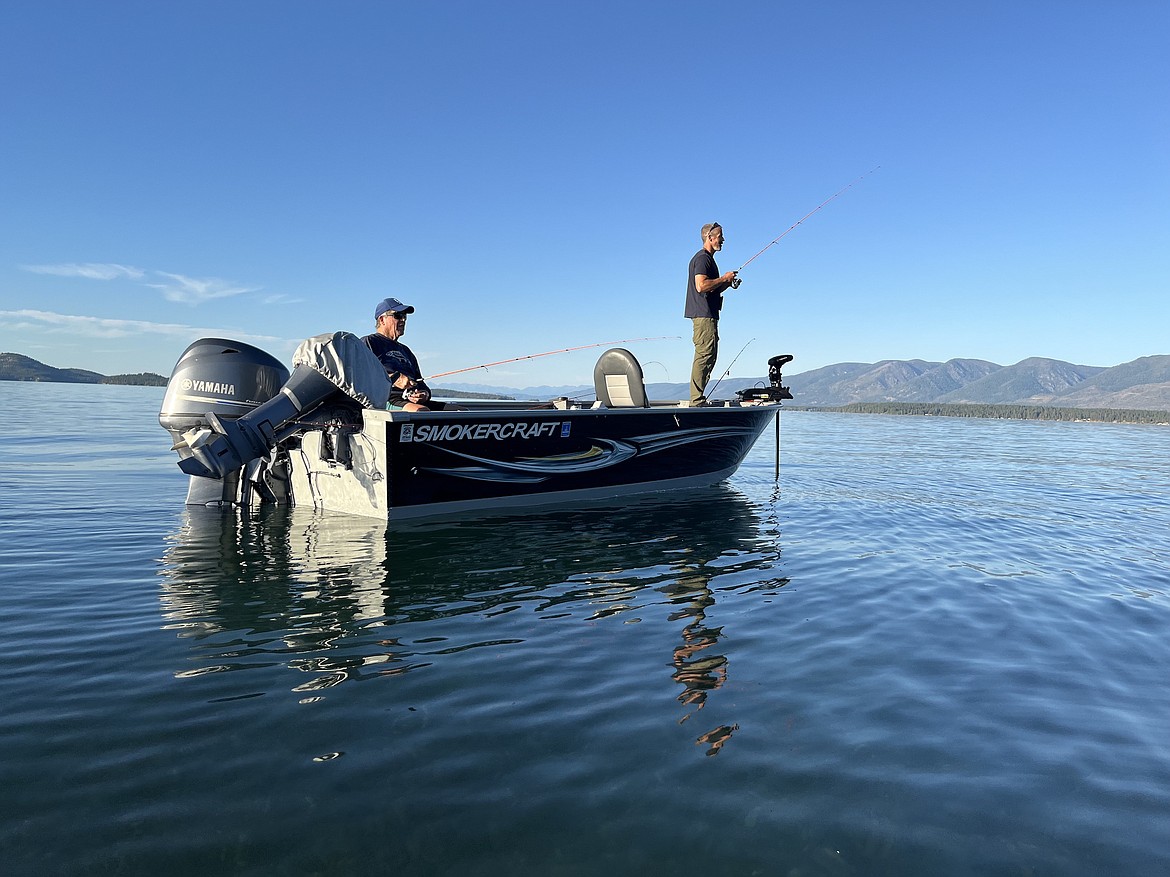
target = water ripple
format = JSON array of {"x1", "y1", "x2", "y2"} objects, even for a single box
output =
[{"x1": 5, "y1": 389, "x2": 1170, "y2": 875}]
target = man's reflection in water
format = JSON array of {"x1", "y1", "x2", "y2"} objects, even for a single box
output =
[
  {"x1": 656, "y1": 489, "x2": 788, "y2": 756},
  {"x1": 663, "y1": 568, "x2": 739, "y2": 756},
  {"x1": 695, "y1": 723, "x2": 738, "y2": 757}
]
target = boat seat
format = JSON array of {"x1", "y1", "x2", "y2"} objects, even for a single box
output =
[{"x1": 593, "y1": 348, "x2": 649, "y2": 408}]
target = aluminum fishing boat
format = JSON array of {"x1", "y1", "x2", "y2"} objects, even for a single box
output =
[{"x1": 159, "y1": 333, "x2": 792, "y2": 521}]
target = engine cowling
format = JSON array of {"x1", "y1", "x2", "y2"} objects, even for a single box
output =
[{"x1": 159, "y1": 338, "x2": 290, "y2": 443}]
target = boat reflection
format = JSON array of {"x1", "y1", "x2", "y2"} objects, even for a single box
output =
[{"x1": 158, "y1": 485, "x2": 789, "y2": 749}]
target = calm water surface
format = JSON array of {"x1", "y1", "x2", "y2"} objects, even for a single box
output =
[{"x1": 2, "y1": 382, "x2": 1169, "y2": 876}]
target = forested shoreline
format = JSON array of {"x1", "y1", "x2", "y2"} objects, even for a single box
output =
[{"x1": 798, "y1": 402, "x2": 1170, "y2": 425}]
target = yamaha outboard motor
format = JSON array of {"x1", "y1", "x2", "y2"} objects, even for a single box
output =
[
  {"x1": 177, "y1": 365, "x2": 339, "y2": 480},
  {"x1": 160, "y1": 338, "x2": 296, "y2": 505},
  {"x1": 160, "y1": 338, "x2": 290, "y2": 445},
  {"x1": 736, "y1": 354, "x2": 794, "y2": 403}
]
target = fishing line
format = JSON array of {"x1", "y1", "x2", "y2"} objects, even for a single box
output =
[
  {"x1": 427, "y1": 336, "x2": 680, "y2": 381},
  {"x1": 706, "y1": 338, "x2": 755, "y2": 399},
  {"x1": 640, "y1": 360, "x2": 670, "y2": 383},
  {"x1": 736, "y1": 166, "x2": 880, "y2": 274}
]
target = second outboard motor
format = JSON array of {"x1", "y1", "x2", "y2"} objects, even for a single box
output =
[{"x1": 736, "y1": 354, "x2": 794, "y2": 403}]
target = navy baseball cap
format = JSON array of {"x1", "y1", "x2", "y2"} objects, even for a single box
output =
[{"x1": 375, "y1": 297, "x2": 415, "y2": 319}]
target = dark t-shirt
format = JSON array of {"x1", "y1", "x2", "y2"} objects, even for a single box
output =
[
  {"x1": 362, "y1": 333, "x2": 429, "y2": 407},
  {"x1": 684, "y1": 248, "x2": 721, "y2": 319}
]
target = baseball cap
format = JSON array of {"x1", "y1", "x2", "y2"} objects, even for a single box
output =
[{"x1": 375, "y1": 297, "x2": 416, "y2": 320}]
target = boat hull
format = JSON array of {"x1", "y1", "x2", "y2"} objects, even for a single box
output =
[{"x1": 287, "y1": 404, "x2": 776, "y2": 520}]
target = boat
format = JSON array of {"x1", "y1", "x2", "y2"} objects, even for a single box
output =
[{"x1": 158, "y1": 332, "x2": 793, "y2": 521}]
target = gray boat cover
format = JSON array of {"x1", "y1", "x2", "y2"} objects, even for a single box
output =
[{"x1": 292, "y1": 331, "x2": 390, "y2": 409}]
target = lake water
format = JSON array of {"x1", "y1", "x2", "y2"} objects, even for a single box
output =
[{"x1": 2, "y1": 382, "x2": 1169, "y2": 876}]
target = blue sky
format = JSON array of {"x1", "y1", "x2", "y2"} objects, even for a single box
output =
[{"x1": 1, "y1": 1, "x2": 1167, "y2": 389}]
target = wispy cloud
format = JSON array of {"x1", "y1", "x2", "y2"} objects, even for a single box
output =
[
  {"x1": 0, "y1": 309, "x2": 285, "y2": 346},
  {"x1": 20, "y1": 262, "x2": 145, "y2": 280},
  {"x1": 145, "y1": 272, "x2": 259, "y2": 305},
  {"x1": 18, "y1": 261, "x2": 263, "y2": 306},
  {"x1": 263, "y1": 292, "x2": 304, "y2": 305}
]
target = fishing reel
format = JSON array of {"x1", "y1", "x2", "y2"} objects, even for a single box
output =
[
  {"x1": 730, "y1": 274, "x2": 742, "y2": 289},
  {"x1": 735, "y1": 354, "x2": 794, "y2": 403}
]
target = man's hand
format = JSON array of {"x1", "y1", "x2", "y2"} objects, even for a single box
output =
[{"x1": 717, "y1": 270, "x2": 739, "y2": 290}]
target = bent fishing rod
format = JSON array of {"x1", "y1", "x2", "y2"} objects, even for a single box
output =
[
  {"x1": 426, "y1": 336, "x2": 680, "y2": 381},
  {"x1": 734, "y1": 166, "x2": 880, "y2": 276}
]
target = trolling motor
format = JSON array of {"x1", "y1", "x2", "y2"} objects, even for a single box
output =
[{"x1": 736, "y1": 354, "x2": 794, "y2": 403}]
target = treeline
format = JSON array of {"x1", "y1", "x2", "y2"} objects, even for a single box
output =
[
  {"x1": 102, "y1": 373, "x2": 168, "y2": 387},
  {"x1": 432, "y1": 386, "x2": 514, "y2": 400},
  {"x1": 802, "y1": 402, "x2": 1170, "y2": 425}
]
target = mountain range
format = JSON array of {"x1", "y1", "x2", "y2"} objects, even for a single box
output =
[
  {"x1": 446, "y1": 354, "x2": 1170, "y2": 411},
  {"x1": 6, "y1": 351, "x2": 1170, "y2": 411}
]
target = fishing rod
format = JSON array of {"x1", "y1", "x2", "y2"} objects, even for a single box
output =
[
  {"x1": 706, "y1": 338, "x2": 755, "y2": 400},
  {"x1": 735, "y1": 166, "x2": 880, "y2": 274},
  {"x1": 426, "y1": 336, "x2": 681, "y2": 381}
]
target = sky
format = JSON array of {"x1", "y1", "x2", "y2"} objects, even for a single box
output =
[{"x1": 1, "y1": 0, "x2": 1167, "y2": 389}]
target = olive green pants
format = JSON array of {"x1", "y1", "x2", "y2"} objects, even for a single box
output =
[{"x1": 689, "y1": 317, "x2": 719, "y2": 403}]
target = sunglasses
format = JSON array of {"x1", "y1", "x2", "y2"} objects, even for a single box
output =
[{"x1": 384, "y1": 312, "x2": 408, "y2": 321}]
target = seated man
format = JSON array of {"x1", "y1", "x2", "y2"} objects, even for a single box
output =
[{"x1": 361, "y1": 297, "x2": 459, "y2": 411}]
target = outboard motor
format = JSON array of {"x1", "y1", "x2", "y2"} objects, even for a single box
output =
[
  {"x1": 160, "y1": 338, "x2": 295, "y2": 505},
  {"x1": 736, "y1": 354, "x2": 794, "y2": 403},
  {"x1": 160, "y1": 338, "x2": 290, "y2": 446},
  {"x1": 177, "y1": 364, "x2": 340, "y2": 480}
]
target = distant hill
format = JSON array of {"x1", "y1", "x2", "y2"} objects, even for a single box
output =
[
  {"x1": 7, "y1": 350, "x2": 1170, "y2": 411},
  {"x1": 0, "y1": 353, "x2": 166, "y2": 386},
  {"x1": 783, "y1": 355, "x2": 1169, "y2": 411},
  {"x1": 936, "y1": 358, "x2": 1106, "y2": 404},
  {"x1": 640, "y1": 355, "x2": 1170, "y2": 411},
  {"x1": 1022, "y1": 355, "x2": 1170, "y2": 410}
]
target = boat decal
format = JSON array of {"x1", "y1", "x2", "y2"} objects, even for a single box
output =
[
  {"x1": 420, "y1": 438, "x2": 639, "y2": 478},
  {"x1": 415, "y1": 426, "x2": 760, "y2": 483},
  {"x1": 619, "y1": 426, "x2": 760, "y2": 456},
  {"x1": 407, "y1": 421, "x2": 564, "y2": 442}
]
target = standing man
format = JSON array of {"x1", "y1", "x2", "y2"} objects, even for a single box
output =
[
  {"x1": 362, "y1": 296, "x2": 455, "y2": 411},
  {"x1": 684, "y1": 222, "x2": 740, "y2": 404}
]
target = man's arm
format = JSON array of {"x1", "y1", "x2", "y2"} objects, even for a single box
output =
[{"x1": 695, "y1": 271, "x2": 738, "y2": 294}]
